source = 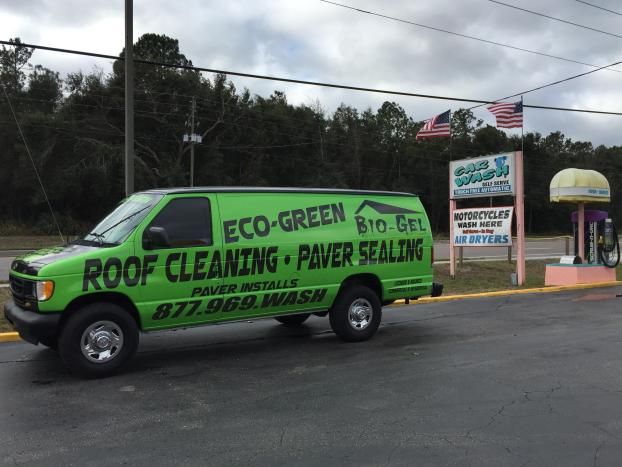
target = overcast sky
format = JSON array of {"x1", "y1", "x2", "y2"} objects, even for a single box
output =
[{"x1": 1, "y1": 0, "x2": 621, "y2": 145}]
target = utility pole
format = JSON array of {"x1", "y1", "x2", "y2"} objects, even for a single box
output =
[
  {"x1": 190, "y1": 96, "x2": 196, "y2": 187},
  {"x1": 183, "y1": 96, "x2": 201, "y2": 186},
  {"x1": 124, "y1": 0, "x2": 134, "y2": 196}
]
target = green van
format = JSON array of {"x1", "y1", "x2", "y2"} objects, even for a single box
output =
[{"x1": 5, "y1": 188, "x2": 442, "y2": 377}]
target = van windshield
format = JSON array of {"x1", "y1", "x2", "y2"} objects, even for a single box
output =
[{"x1": 81, "y1": 193, "x2": 163, "y2": 246}]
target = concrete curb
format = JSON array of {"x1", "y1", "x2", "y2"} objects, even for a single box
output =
[
  {"x1": 1, "y1": 281, "x2": 620, "y2": 344},
  {"x1": 392, "y1": 280, "x2": 622, "y2": 306},
  {"x1": 0, "y1": 332, "x2": 20, "y2": 343}
]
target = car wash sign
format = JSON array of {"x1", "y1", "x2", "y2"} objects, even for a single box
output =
[
  {"x1": 450, "y1": 153, "x2": 516, "y2": 199},
  {"x1": 453, "y1": 207, "x2": 514, "y2": 246}
]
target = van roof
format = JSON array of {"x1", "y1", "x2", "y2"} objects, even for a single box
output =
[{"x1": 140, "y1": 187, "x2": 418, "y2": 197}]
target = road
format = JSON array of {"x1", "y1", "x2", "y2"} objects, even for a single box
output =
[
  {"x1": 434, "y1": 237, "x2": 571, "y2": 262},
  {"x1": 0, "y1": 258, "x2": 11, "y2": 282},
  {"x1": 0, "y1": 238, "x2": 572, "y2": 281},
  {"x1": 2, "y1": 288, "x2": 622, "y2": 466}
]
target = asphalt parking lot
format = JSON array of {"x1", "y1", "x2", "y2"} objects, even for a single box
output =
[{"x1": 2, "y1": 288, "x2": 622, "y2": 466}]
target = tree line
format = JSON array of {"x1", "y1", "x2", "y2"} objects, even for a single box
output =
[{"x1": 1, "y1": 34, "x2": 620, "y2": 236}]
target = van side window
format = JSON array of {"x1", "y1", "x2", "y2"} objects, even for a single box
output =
[{"x1": 147, "y1": 197, "x2": 212, "y2": 248}]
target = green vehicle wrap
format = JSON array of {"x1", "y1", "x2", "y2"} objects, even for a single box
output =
[{"x1": 5, "y1": 188, "x2": 441, "y2": 376}]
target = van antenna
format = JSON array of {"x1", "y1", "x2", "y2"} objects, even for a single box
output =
[{"x1": 2, "y1": 84, "x2": 65, "y2": 244}]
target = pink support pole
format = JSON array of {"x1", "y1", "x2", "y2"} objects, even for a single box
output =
[
  {"x1": 449, "y1": 199, "x2": 456, "y2": 278},
  {"x1": 515, "y1": 151, "x2": 526, "y2": 285},
  {"x1": 577, "y1": 202, "x2": 585, "y2": 262}
]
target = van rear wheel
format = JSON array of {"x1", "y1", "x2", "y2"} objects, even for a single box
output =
[
  {"x1": 58, "y1": 303, "x2": 139, "y2": 378},
  {"x1": 274, "y1": 313, "x2": 311, "y2": 326},
  {"x1": 329, "y1": 285, "x2": 382, "y2": 342}
]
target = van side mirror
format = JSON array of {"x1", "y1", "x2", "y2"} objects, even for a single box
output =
[{"x1": 144, "y1": 226, "x2": 170, "y2": 249}]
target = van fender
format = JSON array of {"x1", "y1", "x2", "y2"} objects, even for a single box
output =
[
  {"x1": 61, "y1": 292, "x2": 142, "y2": 330},
  {"x1": 334, "y1": 273, "x2": 383, "y2": 306}
]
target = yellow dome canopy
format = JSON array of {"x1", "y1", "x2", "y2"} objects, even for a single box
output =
[{"x1": 550, "y1": 168, "x2": 610, "y2": 203}]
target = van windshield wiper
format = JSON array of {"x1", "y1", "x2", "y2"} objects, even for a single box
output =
[
  {"x1": 88, "y1": 232, "x2": 106, "y2": 245},
  {"x1": 86, "y1": 205, "x2": 151, "y2": 244}
]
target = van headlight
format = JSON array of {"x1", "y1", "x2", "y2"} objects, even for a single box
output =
[{"x1": 35, "y1": 280, "x2": 55, "y2": 301}]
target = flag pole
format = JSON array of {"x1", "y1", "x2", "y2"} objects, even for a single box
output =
[
  {"x1": 520, "y1": 95, "x2": 524, "y2": 154},
  {"x1": 448, "y1": 109, "x2": 456, "y2": 279},
  {"x1": 449, "y1": 110, "x2": 453, "y2": 161},
  {"x1": 516, "y1": 95, "x2": 526, "y2": 285}
]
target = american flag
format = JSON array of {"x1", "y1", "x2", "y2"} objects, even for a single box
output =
[
  {"x1": 416, "y1": 110, "x2": 451, "y2": 139},
  {"x1": 487, "y1": 100, "x2": 523, "y2": 128}
]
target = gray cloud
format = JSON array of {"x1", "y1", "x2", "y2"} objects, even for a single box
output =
[
  {"x1": 0, "y1": 0, "x2": 120, "y2": 25},
  {"x1": 1, "y1": 0, "x2": 621, "y2": 144}
]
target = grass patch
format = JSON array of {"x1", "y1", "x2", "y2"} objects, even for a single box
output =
[
  {"x1": 0, "y1": 236, "x2": 62, "y2": 250},
  {"x1": 435, "y1": 260, "x2": 548, "y2": 295},
  {"x1": 435, "y1": 260, "x2": 621, "y2": 295}
]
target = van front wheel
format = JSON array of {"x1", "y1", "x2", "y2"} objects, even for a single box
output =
[
  {"x1": 329, "y1": 285, "x2": 382, "y2": 342},
  {"x1": 58, "y1": 303, "x2": 139, "y2": 378}
]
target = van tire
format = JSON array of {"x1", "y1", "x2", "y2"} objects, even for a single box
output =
[
  {"x1": 329, "y1": 285, "x2": 382, "y2": 342},
  {"x1": 58, "y1": 303, "x2": 139, "y2": 378},
  {"x1": 275, "y1": 314, "x2": 311, "y2": 326}
]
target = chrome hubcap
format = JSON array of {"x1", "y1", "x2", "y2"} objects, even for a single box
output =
[
  {"x1": 80, "y1": 321, "x2": 124, "y2": 363},
  {"x1": 348, "y1": 298, "x2": 373, "y2": 331}
]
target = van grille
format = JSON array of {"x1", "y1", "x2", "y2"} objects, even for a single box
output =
[{"x1": 9, "y1": 275, "x2": 38, "y2": 311}]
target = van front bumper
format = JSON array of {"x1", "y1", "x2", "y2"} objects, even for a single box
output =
[
  {"x1": 431, "y1": 282, "x2": 444, "y2": 297},
  {"x1": 4, "y1": 300, "x2": 61, "y2": 345}
]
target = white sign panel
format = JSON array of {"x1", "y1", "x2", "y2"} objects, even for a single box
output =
[
  {"x1": 450, "y1": 153, "x2": 516, "y2": 199},
  {"x1": 453, "y1": 207, "x2": 514, "y2": 247},
  {"x1": 549, "y1": 186, "x2": 610, "y2": 200}
]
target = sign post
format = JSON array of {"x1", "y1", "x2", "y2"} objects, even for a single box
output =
[
  {"x1": 449, "y1": 199, "x2": 456, "y2": 278},
  {"x1": 449, "y1": 151, "x2": 525, "y2": 285},
  {"x1": 515, "y1": 151, "x2": 525, "y2": 284}
]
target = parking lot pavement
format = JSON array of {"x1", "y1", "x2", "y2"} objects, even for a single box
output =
[{"x1": 2, "y1": 288, "x2": 622, "y2": 466}]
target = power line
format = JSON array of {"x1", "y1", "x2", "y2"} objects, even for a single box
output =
[
  {"x1": 1, "y1": 40, "x2": 502, "y2": 106},
  {"x1": 219, "y1": 142, "x2": 318, "y2": 150},
  {"x1": 52, "y1": 76, "x2": 609, "y2": 146},
  {"x1": 8, "y1": 96, "x2": 488, "y2": 162},
  {"x1": 11, "y1": 70, "x2": 622, "y2": 157},
  {"x1": 317, "y1": 0, "x2": 622, "y2": 73},
  {"x1": 5, "y1": 96, "x2": 581, "y2": 171},
  {"x1": 2, "y1": 40, "x2": 622, "y2": 116},
  {"x1": 0, "y1": 114, "x2": 588, "y2": 176},
  {"x1": 0, "y1": 109, "x2": 491, "y2": 171},
  {"x1": 0, "y1": 119, "x2": 470, "y2": 181},
  {"x1": 488, "y1": 0, "x2": 622, "y2": 39},
  {"x1": 575, "y1": 0, "x2": 622, "y2": 16},
  {"x1": 468, "y1": 56, "x2": 622, "y2": 111},
  {"x1": 59, "y1": 60, "x2": 622, "y2": 133},
  {"x1": 11, "y1": 94, "x2": 330, "y2": 144}
]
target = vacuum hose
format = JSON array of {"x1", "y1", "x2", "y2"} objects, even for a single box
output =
[{"x1": 600, "y1": 220, "x2": 620, "y2": 268}]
